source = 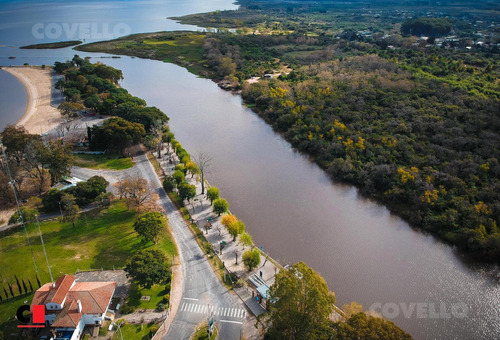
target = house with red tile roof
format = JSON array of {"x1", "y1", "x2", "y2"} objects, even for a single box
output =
[{"x1": 31, "y1": 274, "x2": 116, "y2": 340}]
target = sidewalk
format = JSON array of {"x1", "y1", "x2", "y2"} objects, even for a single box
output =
[{"x1": 155, "y1": 148, "x2": 280, "y2": 317}]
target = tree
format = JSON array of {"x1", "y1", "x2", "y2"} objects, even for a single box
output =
[
  {"x1": 221, "y1": 214, "x2": 237, "y2": 228},
  {"x1": 58, "y1": 101, "x2": 84, "y2": 117},
  {"x1": 1, "y1": 125, "x2": 41, "y2": 165},
  {"x1": 43, "y1": 139, "x2": 74, "y2": 186},
  {"x1": 228, "y1": 220, "x2": 245, "y2": 241},
  {"x1": 206, "y1": 187, "x2": 220, "y2": 205},
  {"x1": 66, "y1": 175, "x2": 108, "y2": 205},
  {"x1": 178, "y1": 182, "x2": 196, "y2": 204},
  {"x1": 162, "y1": 131, "x2": 175, "y2": 153},
  {"x1": 330, "y1": 312, "x2": 412, "y2": 339},
  {"x1": 193, "y1": 151, "x2": 213, "y2": 194},
  {"x1": 186, "y1": 161, "x2": 200, "y2": 178},
  {"x1": 144, "y1": 135, "x2": 159, "y2": 152},
  {"x1": 114, "y1": 177, "x2": 159, "y2": 211},
  {"x1": 91, "y1": 117, "x2": 146, "y2": 154},
  {"x1": 133, "y1": 211, "x2": 166, "y2": 244},
  {"x1": 83, "y1": 94, "x2": 101, "y2": 111},
  {"x1": 242, "y1": 248, "x2": 261, "y2": 271},
  {"x1": 125, "y1": 249, "x2": 170, "y2": 288},
  {"x1": 61, "y1": 193, "x2": 80, "y2": 228},
  {"x1": 341, "y1": 302, "x2": 363, "y2": 318},
  {"x1": 267, "y1": 262, "x2": 336, "y2": 340},
  {"x1": 172, "y1": 170, "x2": 185, "y2": 186},
  {"x1": 213, "y1": 198, "x2": 229, "y2": 216},
  {"x1": 163, "y1": 176, "x2": 176, "y2": 192},
  {"x1": 240, "y1": 232, "x2": 253, "y2": 249}
]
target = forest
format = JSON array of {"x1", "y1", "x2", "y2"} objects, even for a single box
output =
[{"x1": 79, "y1": 2, "x2": 500, "y2": 262}]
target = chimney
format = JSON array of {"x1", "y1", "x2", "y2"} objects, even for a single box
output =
[{"x1": 77, "y1": 300, "x2": 82, "y2": 313}]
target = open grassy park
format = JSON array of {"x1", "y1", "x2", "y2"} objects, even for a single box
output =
[
  {"x1": 73, "y1": 153, "x2": 135, "y2": 170},
  {"x1": 0, "y1": 200, "x2": 176, "y2": 335}
]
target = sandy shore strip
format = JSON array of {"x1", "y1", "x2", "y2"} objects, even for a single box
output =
[{"x1": 4, "y1": 66, "x2": 61, "y2": 134}]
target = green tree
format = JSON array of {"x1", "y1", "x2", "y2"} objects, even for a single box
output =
[
  {"x1": 240, "y1": 232, "x2": 253, "y2": 249},
  {"x1": 172, "y1": 170, "x2": 185, "y2": 186},
  {"x1": 206, "y1": 187, "x2": 220, "y2": 205},
  {"x1": 60, "y1": 193, "x2": 80, "y2": 228},
  {"x1": 125, "y1": 249, "x2": 171, "y2": 288},
  {"x1": 213, "y1": 198, "x2": 229, "y2": 216},
  {"x1": 83, "y1": 94, "x2": 101, "y2": 111},
  {"x1": 267, "y1": 262, "x2": 336, "y2": 340},
  {"x1": 43, "y1": 139, "x2": 74, "y2": 185},
  {"x1": 228, "y1": 220, "x2": 245, "y2": 241},
  {"x1": 178, "y1": 182, "x2": 196, "y2": 204},
  {"x1": 330, "y1": 312, "x2": 412, "y2": 339},
  {"x1": 133, "y1": 211, "x2": 166, "y2": 244},
  {"x1": 1, "y1": 125, "x2": 41, "y2": 165},
  {"x1": 163, "y1": 176, "x2": 176, "y2": 192},
  {"x1": 242, "y1": 248, "x2": 261, "y2": 271},
  {"x1": 58, "y1": 101, "x2": 84, "y2": 117},
  {"x1": 91, "y1": 117, "x2": 146, "y2": 154},
  {"x1": 186, "y1": 161, "x2": 200, "y2": 178}
]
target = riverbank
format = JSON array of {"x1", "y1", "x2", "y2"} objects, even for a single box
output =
[{"x1": 3, "y1": 66, "x2": 61, "y2": 134}]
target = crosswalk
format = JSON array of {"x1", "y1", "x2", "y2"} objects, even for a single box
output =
[{"x1": 180, "y1": 302, "x2": 247, "y2": 319}]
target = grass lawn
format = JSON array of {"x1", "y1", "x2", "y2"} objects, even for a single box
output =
[
  {"x1": 113, "y1": 322, "x2": 156, "y2": 340},
  {"x1": 73, "y1": 153, "x2": 134, "y2": 170},
  {"x1": 191, "y1": 321, "x2": 218, "y2": 340},
  {"x1": 0, "y1": 200, "x2": 176, "y2": 334},
  {"x1": 127, "y1": 283, "x2": 168, "y2": 310}
]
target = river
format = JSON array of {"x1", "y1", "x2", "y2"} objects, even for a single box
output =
[{"x1": 0, "y1": 1, "x2": 498, "y2": 339}]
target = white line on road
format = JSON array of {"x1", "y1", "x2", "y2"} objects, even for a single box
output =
[
  {"x1": 183, "y1": 297, "x2": 199, "y2": 301},
  {"x1": 220, "y1": 320, "x2": 243, "y2": 325}
]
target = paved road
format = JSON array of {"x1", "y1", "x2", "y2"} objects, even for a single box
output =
[{"x1": 71, "y1": 148, "x2": 244, "y2": 339}]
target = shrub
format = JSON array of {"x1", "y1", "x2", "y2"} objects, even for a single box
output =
[
  {"x1": 120, "y1": 304, "x2": 135, "y2": 314},
  {"x1": 150, "y1": 324, "x2": 159, "y2": 334},
  {"x1": 163, "y1": 176, "x2": 176, "y2": 192},
  {"x1": 157, "y1": 303, "x2": 168, "y2": 311}
]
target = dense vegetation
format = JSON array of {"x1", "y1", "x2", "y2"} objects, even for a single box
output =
[
  {"x1": 266, "y1": 262, "x2": 412, "y2": 339},
  {"x1": 20, "y1": 40, "x2": 82, "y2": 49},
  {"x1": 401, "y1": 18, "x2": 452, "y2": 37},
  {"x1": 54, "y1": 55, "x2": 169, "y2": 153},
  {"x1": 81, "y1": 3, "x2": 500, "y2": 261}
]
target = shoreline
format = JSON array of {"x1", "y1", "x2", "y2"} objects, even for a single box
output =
[{"x1": 3, "y1": 66, "x2": 61, "y2": 134}]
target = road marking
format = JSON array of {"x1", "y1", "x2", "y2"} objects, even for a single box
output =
[
  {"x1": 180, "y1": 303, "x2": 246, "y2": 319},
  {"x1": 220, "y1": 320, "x2": 243, "y2": 324},
  {"x1": 183, "y1": 297, "x2": 199, "y2": 301}
]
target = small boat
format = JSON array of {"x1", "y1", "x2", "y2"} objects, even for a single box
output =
[{"x1": 8, "y1": 56, "x2": 15, "y2": 59}]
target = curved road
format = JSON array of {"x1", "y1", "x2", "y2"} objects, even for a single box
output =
[{"x1": 71, "y1": 149, "x2": 245, "y2": 339}]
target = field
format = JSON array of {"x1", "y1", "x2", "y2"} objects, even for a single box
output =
[
  {"x1": 76, "y1": 31, "x2": 210, "y2": 77},
  {"x1": 73, "y1": 153, "x2": 135, "y2": 170},
  {"x1": 0, "y1": 200, "x2": 176, "y2": 334},
  {"x1": 112, "y1": 322, "x2": 156, "y2": 340}
]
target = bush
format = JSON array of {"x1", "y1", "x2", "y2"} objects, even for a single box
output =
[
  {"x1": 150, "y1": 324, "x2": 159, "y2": 334},
  {"x1": 42, "y1": 188, "x2": 62, "y2": 212},
  {"x1": 163, "y1": 176, "x2": 176, "y2": 192},
  {"x1": 120, "y1": 304, "x2": 135, "y2": 314},
  {"x1": 157, "y1": 302, "x2": 168, "y2": 311},
  {"x1": 163, "y1": 293, "x2": 170, "y2": 303}
]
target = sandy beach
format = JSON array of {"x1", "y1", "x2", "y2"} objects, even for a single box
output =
[{"x1": 4, "y1": 66, "x2": 61, "y2": 134}]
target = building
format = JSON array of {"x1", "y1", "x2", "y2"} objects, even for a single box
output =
[{"x1": 31, "y1": 275, "x2": 116, "y2": 340}]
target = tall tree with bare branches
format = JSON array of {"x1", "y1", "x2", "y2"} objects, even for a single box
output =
[{"x1": 193, "y1": 151, "x2": 213, "y2": 195}]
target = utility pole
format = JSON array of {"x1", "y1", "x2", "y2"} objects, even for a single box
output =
[{"x1": 35, "y1": 215, "x2": 54, "y2": 283}]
